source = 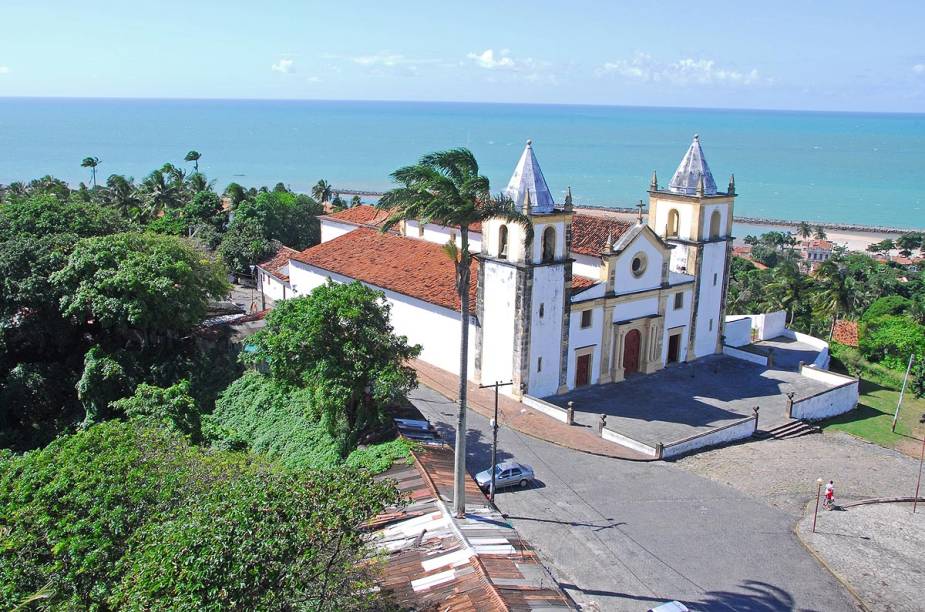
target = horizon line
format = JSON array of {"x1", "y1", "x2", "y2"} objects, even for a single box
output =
[{"x1": 1, "y1": 95, "x2": 924, "y2": 117}]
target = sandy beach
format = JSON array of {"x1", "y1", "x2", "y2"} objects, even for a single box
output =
[{"x1": 576, "y1": 207, "x2": 910, "y2": 252}]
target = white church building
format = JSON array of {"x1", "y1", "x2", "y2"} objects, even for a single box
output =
[{"x1": 257, "y1": 136, "x2": 736, "y2": 399}]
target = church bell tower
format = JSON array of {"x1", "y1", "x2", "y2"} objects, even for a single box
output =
[
  {"x1": 647, "y1": 135, "x2": 736, "y2": 359},
  {"x1": 475, "y1": 140, "x2": 573, "y2": 398}
]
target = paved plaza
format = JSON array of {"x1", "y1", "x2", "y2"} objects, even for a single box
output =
[
  {"x1": 546, "y1": 355, "x2": 835, "y2": 446},
  {"x1": 752, "y1": 335, "x2": 823, "y2": 370}
]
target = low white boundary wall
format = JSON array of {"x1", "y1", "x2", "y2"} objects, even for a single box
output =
[
  {"x1": 522, "y1": 395, "x2": 569, "y2": 424},
  {"x1": 791, "y1": 365, "x2": 859, "y2": 420},
  {"x1": 723, "y1": 345, "x2": 769, "y2": 366},
  {"x1": 788, "y1": 330, "x2": 830, "y2": 369},
  {"x1": 724, "y1": 317, "x2": 752, "y2": 347},
  {"x1": 601, "y1": 427, "x2": 659, "y2": 458},
  {"x1": 661, "y1": 415, "x2": 758, "y2": 459}
]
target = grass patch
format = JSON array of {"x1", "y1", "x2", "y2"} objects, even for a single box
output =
[{"x1": 822, "y1": 346, "x2": 924, "y2": 454}]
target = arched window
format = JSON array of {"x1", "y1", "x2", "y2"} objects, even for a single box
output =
[
  {"x1": 498, "y1": 225, "x2": 508, "y2": 259},
  {"x1": 542, "y1": 226, "x2": 556, "y2": 263},
  {"x1": 709, "y1": 210, "x2": 721, "y2": 239},
  {"x1": 667, "y1": 209, "x2": 680, "y2": 237}
]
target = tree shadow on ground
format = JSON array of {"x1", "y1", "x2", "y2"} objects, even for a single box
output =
[{"x1": 686, "y1": 580, "x2": 795, "y2": 612}]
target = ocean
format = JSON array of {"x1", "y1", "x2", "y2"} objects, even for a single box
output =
[{"x1": 1, "y1": 98, "x2": 923, "y2": 229}]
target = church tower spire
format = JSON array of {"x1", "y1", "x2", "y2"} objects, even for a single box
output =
[
  {"x1": 505, "y1": 139, "x2": 555, "y2": 214},
  {"x1": 668, "y1": 134, "x2": 717, "y2": 196}
]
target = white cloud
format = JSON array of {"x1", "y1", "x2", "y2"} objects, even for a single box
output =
[
  {"x1": 599, "y1": 53, "x2": 766, "y2": 86},
  {"x1": 271, "y1": 58, "x2": 295, "y2": 74},
  {"x1": 913, "y1": 64, "x2": 925, "y2": 75},
  {"x1": 467, "y1": 49, "x2": 517, "y2": 70},
  {"x1": 0, "y1": 66, "x2": 9, "y2": 75},
  {"x1": 351, "y1": 53, "x2": 406, "y2": 67}
]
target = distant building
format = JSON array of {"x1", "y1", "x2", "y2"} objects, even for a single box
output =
[
  {"x1": 799, "y1": 239, "x2": 834, "y2": 271},
  {"x1": 259, "y1": 136, "x2": 736, "y2": 398}
]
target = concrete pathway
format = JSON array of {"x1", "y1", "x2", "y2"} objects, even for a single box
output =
[
  {"x1": 409, "y1": 384, "x2": 859, "y2": 612},
  {"x1": 413, "y1": 360, "x2": 650, "y2": 461}
]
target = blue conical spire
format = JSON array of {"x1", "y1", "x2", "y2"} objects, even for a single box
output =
[
  {"x1": 505, "y1": 140, "x2": 555, "y2": 214},
  {"x1": 668, "y1": 134, "x2": 717, "y2": 196}
]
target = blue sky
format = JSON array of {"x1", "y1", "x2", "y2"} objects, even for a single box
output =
[{"x1": 1, "y1": 0, "x2": 923, "y2": 112}]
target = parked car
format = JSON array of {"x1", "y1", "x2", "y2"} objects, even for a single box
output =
[{"x1": 475, "y1": 460, "x2": 534, "y2": 492}]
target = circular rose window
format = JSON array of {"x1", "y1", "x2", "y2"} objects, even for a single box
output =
[{"x1": 631, "y1": 252, "x2": 647, "y2": 277}]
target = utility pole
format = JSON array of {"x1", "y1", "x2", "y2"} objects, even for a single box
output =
[
  {"x1": 914, "y1": 413, "x2": 925, "y2": 514},
  {"x1": 479, "y1": 380, "x2": 513, "y2": 504},
  {"x1": 892, "y1": 354, "x2": 914, "y2": 432}
]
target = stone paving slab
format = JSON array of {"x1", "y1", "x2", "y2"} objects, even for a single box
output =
[
  {"x1": 546, "y1": 355, "x2": 834, "y2": 447},
  {"x1": 796, "y1": 502, "x2": 925, "y2": 611},
  {"x1": 753, "y1": 335, "x2": 822, "y2": 370}
]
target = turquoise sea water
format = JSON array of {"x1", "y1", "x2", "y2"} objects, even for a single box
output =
[{"x1": 1, "y1": 98, "x2": 924, "y2": 228}]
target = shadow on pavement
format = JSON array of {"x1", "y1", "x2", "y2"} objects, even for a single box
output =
[{"x1": 688, "y1": 580, "x2": 796, "y2": 612}]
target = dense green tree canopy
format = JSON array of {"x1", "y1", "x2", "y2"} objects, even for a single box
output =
[
  {"x1": 53, "y1": 232, "x2": 228, "y2": 335},
  {"x1": 243, "y1": 281, "x2": 420, "y2": 438},
  {"x1": 0, "y1": 421, "x2": 401, "y2": 610}
]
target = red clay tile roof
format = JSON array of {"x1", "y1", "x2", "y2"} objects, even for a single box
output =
[
  {"x1": 801, "y1": 239, "x2": 834, "y2": 250},
  {"x1": 291, "y1": 228, "x2": 477, "y2": 312},
  {"x1": 324, "y1": 205, "x2": 482, "y2": 234},
  {"x1": 733, "y1": 245, "x2": 752, "y2": 256},
  {"x1": 570, "y1": 213, "x2": 633, "y2": 256},
  {"x1": 257, "y1": 246, "x2": 299, "y2": 281},
  {"x1": 571, "y1": 275, "x2": 599, "y2": 296},
  {"x1": 832, "y1": 319, "x2": 859, "y2": 347},
  {"x1": 322, "y1": 204, "x2": 391, "y2": 227}
]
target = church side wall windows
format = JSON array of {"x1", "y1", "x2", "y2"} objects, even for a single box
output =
[
  {"x1": 542, "y1": 226, "x2": 556, "y2": 263},
  {"x1": 667, "y1": 209, "x2": 679, "y2": 237},
  {"x1": 498, "y1": 225, "x2": 508, "y2": 259},
  {"x1": 674, "y1": 292, "x2": 683, "y2": 310},
  {"x1": 709, "y1": 210, "x2": 721, "y2": 239}
]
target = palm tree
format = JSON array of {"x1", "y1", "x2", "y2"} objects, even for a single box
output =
[
  {"x1": 184, "y1": 150, "x2": 201, "y2": 172},
  {"x1": 105, "y1": 174, "x2": 142, "y2": 220},
  {"x1": 312, "y1": 179, "x2": 333, "y2": 204},
  {"x1": 350, "y1": 195, "x2": 362, "y2": 207},
  {"x1": 379, "y1": 148, "x2": 532, "y2": 518},
  {"x1": 766, "y1": 261, "x2": 804, "y2": 324},
  {"x1": 139, "y1": 169, "x2": 181, "y2": 219},
  {"x1": 81, "y1": 156, "x2": 101, "y2": 187},
  {"x1": 814, "y1": 260, "x2": 853, "y2": 340},
  {"x1": 798, "y1": 221, "x2": 812, "y2": 240},
  {"x1": 814, "y1": 225, "x2": 828, "y2": 240}
]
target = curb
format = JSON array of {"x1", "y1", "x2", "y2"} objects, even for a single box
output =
[
  {"x1": 416, "y1": 376, "x2": 655, "y2": 462},
  {"x1": 791, "y1": 503, "x2": 870, "y2": 612}
]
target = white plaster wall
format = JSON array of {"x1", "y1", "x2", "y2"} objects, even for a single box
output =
[
  {"x1": 527, "y1": 264, "x2": 565, "y2": 397},
  {"x1": 751, "y1": 311, "x2": 787, "y2": 340},
  {"x1": 320, "y1": 220, "x2": 357, "y2": 243},
  {"x1": 700, "y1": 203, "x2": 731, "y2": 239},
  {"x1": 601, "y1": 428, "x2": 659, "y2": 457},
  {"x1": 724, "y1": 317, "x2": 752, "y2": 347},
  {"x1": 791, "y1": 383, "x2": 859, "y2": 421},
  {"x1": 612, "y1": 236, "x2": 664, "y2": 294},
  {"x1": 522, "y1": 395, "x2": 569, "y2": 423},
  {"x1": 572, "y1": 280, "x2": 605, "y2": 302},
  {"x1": 288, "y1": 260, "x2": 477, "y2": 378},
  {"x1": 613, "y1": 297, "x2": 659, "y2": 323},
  {"x1": 572, "y1": 253, "x2": 602, "y2": 279},
  {"x1": 260, "y1": 272, "x2": 288, "y2": 302},
  {"x1": 566, "y1": 306, "x2": 603, "y2": 388},
  {"x1": 414, "y1": 223, "x2": 483, "y2": 253},
  {"x1": 661, "y1": 417, "x2": 756, "y2": 459},
  {"x1": 661, "y1": 288, "x2": 693, "y2": 363},
  {"x1": 693, "y1": 241, "x2": 727, "y2": 358},
  {"x1": 480, "y1": 262, "x2": 518, "y2": 388},
  {"x1": 669, "y1": 243, "x2": 692, "y2": 273},
  {"x1": 530, "y1": 220, "x2": 567, "y2": 264},
  {"x1": 652, "y1": 199, "x2": 696, "y2": 240},
  {"x1": 722, "y1": 345, "x2": 768, "y2": 366}
]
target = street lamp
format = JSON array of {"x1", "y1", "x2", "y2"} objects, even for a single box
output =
[
  {"x1": 248, "y1": 264, "x2": 257, "y2": 313},
  {"x1": 812, "y1": 478, "x2": 823, "y2": 533}
]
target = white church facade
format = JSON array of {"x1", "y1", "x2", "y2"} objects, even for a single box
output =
[{"x1": 258, "y1": 136, "x2": 736, "y2": 399}]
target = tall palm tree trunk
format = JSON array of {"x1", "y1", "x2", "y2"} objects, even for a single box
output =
[{"x1": 453, "y1": 228, "x2": 470, "y2": 518}]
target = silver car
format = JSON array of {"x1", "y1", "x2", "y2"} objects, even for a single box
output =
[{"x1": 475, "y1": 460, "x2": 534, "y2": 492}]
